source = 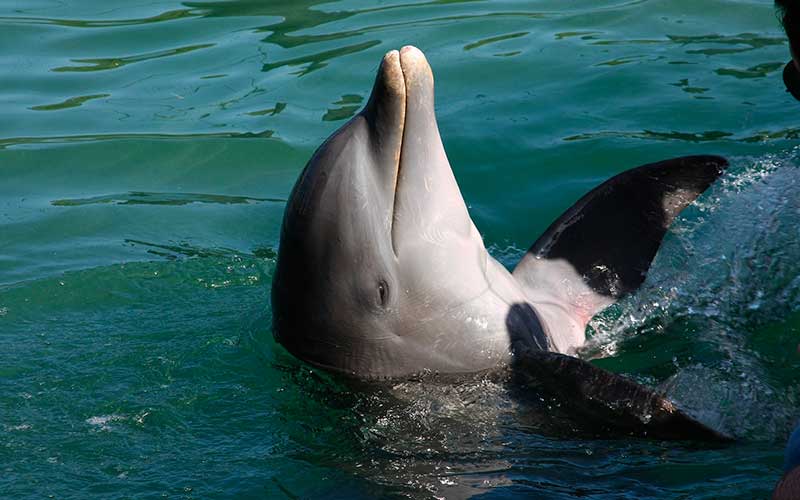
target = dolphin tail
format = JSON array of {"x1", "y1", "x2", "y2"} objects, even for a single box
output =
[{"x1": 511, "y1": 155, "x2": 729, "y2": 347}]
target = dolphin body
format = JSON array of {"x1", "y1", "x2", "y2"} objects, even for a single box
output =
[{"x1": 272, "y1": 46, "x2": 730, "y2": 440}]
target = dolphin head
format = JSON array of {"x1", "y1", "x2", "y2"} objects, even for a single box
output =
[{"x1": 272, "y1": 47, "x2": 523, "y2": 378}]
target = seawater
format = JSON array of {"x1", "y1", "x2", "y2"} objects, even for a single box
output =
[{"x1": 0, "y1": 0, "x2": 798, "y2": 498}]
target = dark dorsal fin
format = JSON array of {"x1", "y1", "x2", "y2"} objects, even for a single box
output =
[
  {"x1": 514, "y1": 155, "x2": 728, "y2": 299},
  {"x1": 511, "y1": 350, "x2": 733, "y2": 442}
]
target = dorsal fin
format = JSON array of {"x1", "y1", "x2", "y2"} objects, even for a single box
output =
[{"x1": 512, "y1": 155, "x2": 728, "y2": 350}]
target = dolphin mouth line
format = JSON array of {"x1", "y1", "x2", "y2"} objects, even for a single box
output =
[{"x1": 388, "y1": 49, "x2": 411, "y2": 259}]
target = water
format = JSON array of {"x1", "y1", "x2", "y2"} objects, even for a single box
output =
[{"x1": 1, "y1": 0, "x2": 798, "y2": 498}]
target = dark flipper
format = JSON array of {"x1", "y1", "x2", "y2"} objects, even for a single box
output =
[
  {"x1": 511, "y1": 155, "x2": 728, "y2": 343},
  {"x1": 515, "y1": 155, "x2": 728, "y2": 299},
  {"x1": 511, "y1": 350, "x2": 733, "y2": 442},
  {"x1": 510, "y1": 157, "x2": 730, "y2": 439}
]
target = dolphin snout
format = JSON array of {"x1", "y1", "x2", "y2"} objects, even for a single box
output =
[
  {"x1": 379, "y1": 49, "x2": 405, "y2": 101},
  {"x1": 399, "y1": 45, "x2": 434, "y2": 95},
  {"x1": 375, "y1": 45, "x2": 433, "y2": 103},
  {"x1": 361, "y1": 45, "x2": 435, "y2": 237},
  {"x1": 366, "y1": 45, "x2": 434, "y2": 139}
]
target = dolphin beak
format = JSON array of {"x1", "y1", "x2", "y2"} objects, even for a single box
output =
[
  {"x1": 362, "y1": 46, "x2": 438, "y2": 254},
  {"x1": 389, "y1": 47, "x2": 474, "y2": 259},
  {"x1": 362, "y1": 49, "x2": 407, "y2": 211},
  {"x1": 363, "y1": 45, "x2": 435, "y2": 177},
  {"x1": 360, "y1": 46, "x2": 471, "y2": 260},
  {"x1": 397, "y1": 45, "x2": 435, "y2": 117}
]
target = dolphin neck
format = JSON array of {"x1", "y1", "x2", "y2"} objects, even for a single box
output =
[{"x1": 481, "y1": 255, "x2": 557, "y2": 354}]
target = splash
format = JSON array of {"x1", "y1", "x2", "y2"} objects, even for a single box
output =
[{"x1": 583, "y1": 152, "x2": 800, "y2": 440}]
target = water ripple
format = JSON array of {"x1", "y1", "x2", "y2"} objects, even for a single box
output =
[
  {"x1": 564, "y1": 128, "x2": 800, "y2": 143},
  {"x1": 563, "y1": 130, "x2": 734, "y2": 143},
  {"x1": 0, "y1": 130, "x2": 274, "y2": 149},
  {"x1": 261, "y1": 40, "x2": 381, "y2": 76},
  {"x1": 714, "y1": 62, "x2": 784, "y2": 79},
  {"x1": 668, "y1": 33, "x2": 786, "y2": 55},
  {"x1": 51, "y1": 192, "x2": 283, "y2": 207},
  {"x1": 52, "y1": 43, "x2": 215, "y2": 73},
  {"x1": 30, "y1": 93, "x2": 110, "y2": 111},
  {"x1": 0, "y1": 8, "x2": 197, "y2": 28},
  {"x1": 464, "y1": 31, "x2": 529, "y2": 51}
]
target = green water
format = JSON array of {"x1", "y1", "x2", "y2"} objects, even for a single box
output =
[{"x1": 1, "y1": 0, "x2": 798, "y2": 498}]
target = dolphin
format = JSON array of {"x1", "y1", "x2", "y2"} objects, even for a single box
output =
[{"x1": 271, "y1": 46, "x2": 730, "y2": 439}]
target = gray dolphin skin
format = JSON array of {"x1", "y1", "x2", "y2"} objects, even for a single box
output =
[{"x1": 272, "y1": 46, "x2": 730, "y2": 440}]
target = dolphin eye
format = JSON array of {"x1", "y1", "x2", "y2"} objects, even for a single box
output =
[{"x1": 377, "y1": 279, "x2": 389, "y2": 307}]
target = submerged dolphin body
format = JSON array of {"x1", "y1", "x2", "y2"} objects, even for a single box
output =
[{"x1": 272, "y1": 46, "x2": 730, "y2": 440}]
